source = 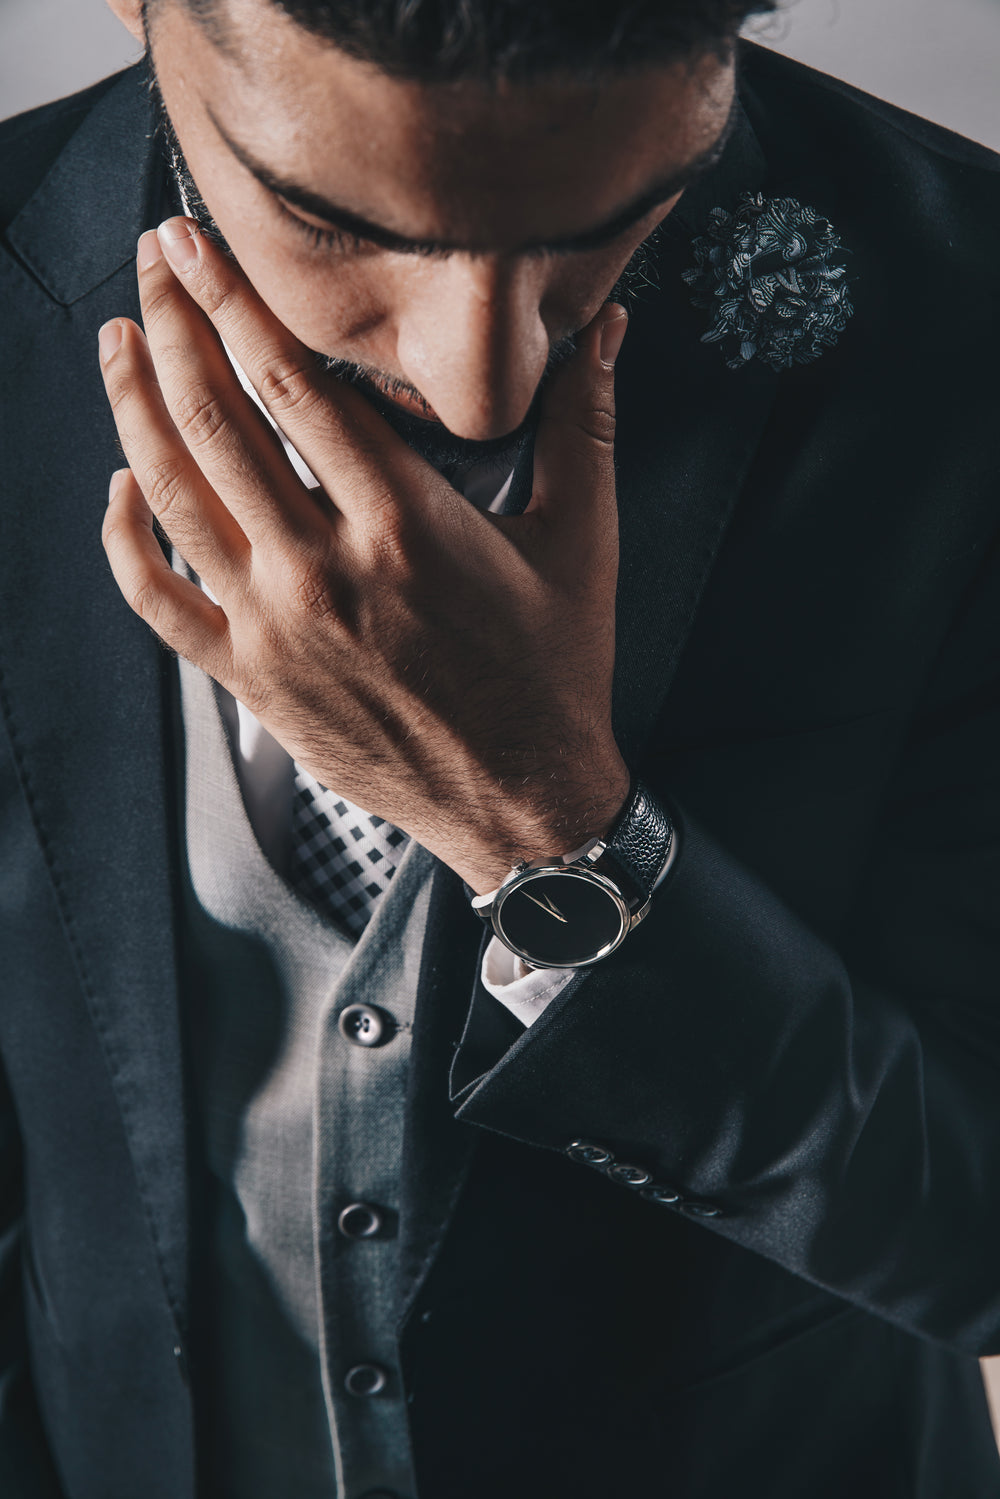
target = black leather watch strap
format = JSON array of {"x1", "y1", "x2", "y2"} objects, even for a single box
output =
[{"x1": 603, "y1": 781, "x2": 673, "y2": 896}]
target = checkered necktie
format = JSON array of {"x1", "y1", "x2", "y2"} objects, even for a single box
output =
[{"x1": 288, "y1": 765, "x2": 410, "y2": 938}]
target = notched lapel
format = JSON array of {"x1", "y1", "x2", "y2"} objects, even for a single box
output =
[
  {"x1": 611, "y1": 96, "x2": 780, "y2": 764},
  {"x1": 0, "y1": 75, "x2": 190, "y2": 1335},
  {"x1": 396, "y1": 862, "x2": 484, "y2": 1324},
  {"x1": 6, "y1": 64, "x2": 159, "y2": 306}
]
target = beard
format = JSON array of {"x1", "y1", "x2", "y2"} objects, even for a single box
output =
[{"x1": 148, "y1": 70, "x2": 662, "y2": 475}]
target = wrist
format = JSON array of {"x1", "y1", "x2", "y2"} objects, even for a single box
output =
[
  {"x1": 470, "y1": 777, "x2": 675, "y2": 970},
  {"x1": 450, "y1": 759, "x2": 632, "y2": 896}
]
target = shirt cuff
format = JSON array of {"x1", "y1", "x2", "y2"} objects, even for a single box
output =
[{"x1": 480, "y1": 939, "x2": 577, "y2": 1027}]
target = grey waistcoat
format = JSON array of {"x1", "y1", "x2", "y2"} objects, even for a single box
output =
[{"x1": 177, "y1": 649, "x2": 435, "y2": 1499}]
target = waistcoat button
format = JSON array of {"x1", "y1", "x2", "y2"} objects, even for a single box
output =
[
  {"x1": 338, "y1": 1003, "x2": 392, "y2": 1047},
  {"x1": 338, "y1": 1202, "x2": 384, "y2": 1239},
  {"x1": 345, "y1": 1363, "x2": 389, "y2": 1397}
]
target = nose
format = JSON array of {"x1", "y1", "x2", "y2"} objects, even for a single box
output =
[{"x1": 393, "y1": 255, "x2": 551, "y2": 441}]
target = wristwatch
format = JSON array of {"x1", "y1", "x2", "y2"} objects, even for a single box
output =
[{"x1": 471, "y1": 781, "x2": 676, "y2": 970}]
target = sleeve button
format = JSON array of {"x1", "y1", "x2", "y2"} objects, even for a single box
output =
[
  {"x1": 683, "y1": 1200, "x2": 722, "y2": 1218},
  {"x1": 607, "y1": 1163, "x2": 651, "y2": 1187},
  {"x1": 566, "y1": 1141, "x2": 613, "y2": 1166},
  {"x1": 639, "y1": 1183, "x2": 682, "y2": 1205}
]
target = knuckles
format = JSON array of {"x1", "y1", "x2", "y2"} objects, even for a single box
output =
[
  {"x1": 125, "y1": 572, "x2": 168, "y2": 628},
  {"x1": 195, "y1": 271, "x2": 240, "y2": 322},
  {"x1": 100, "y1": 505, "x2": 131, "y2": 553},
  {"x1": 259, "y1": 355, "x2": 327, "y2": 423},
  {"x1": 138, "y1": 271, "x2": 183, "y2": 328},
  {"x1": 103, "y1": 363, "x2": 143, "y2": 415},
  {"x1": 101, "y1": 530, "x2": 168, "y2": 629},
  {"x1": 142, "y1": 454, "x2": 192, "y2": 523},
  {"x1": 290, "y1": 563, "x2": 341, "y2": 624},
  {"x1": 578, "y1": 400, "x2": 617, "y2": 449},
  {"x1": 171, "y1": 381, "x2": 230, "y2": 452},
  {"x1": 140, "y1": 255, "x2": 233, "y2": 324},
  {"x1": 352, "y1": 484, "x2": 421, "y2": 578}
]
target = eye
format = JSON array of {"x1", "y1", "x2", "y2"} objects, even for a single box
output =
[{"x1": 275, "y1": 194, "x2": 371, "y2": 254}]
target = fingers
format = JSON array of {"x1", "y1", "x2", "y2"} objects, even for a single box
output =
[
  {"x1": 98, "y1": 314, "x2": 252, "y2": 590},
  {"x1": 525, "y1": 303, "x2": 626, "y2": 572},
  {"x1": 135, "y1": 228, "x2": 324, "y2": 551},
  {"x1": 151, "y1": 216, "x2": 417, "y2": 512},
  {"x1": 102, "y1": 467, "x2": 232, "y2": 677}
]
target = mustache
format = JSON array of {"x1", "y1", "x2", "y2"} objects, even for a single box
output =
[{"x1": 316, "y1": 344, "x2": 575, "y2": 474}]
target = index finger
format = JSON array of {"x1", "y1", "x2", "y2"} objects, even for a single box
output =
[{"x1": 154, "y1": 217, "x2": 420, "y2": 506}]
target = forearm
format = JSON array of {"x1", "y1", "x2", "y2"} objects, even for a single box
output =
[{"x1": 452, "y1": 799, "x2": 1000, "y2": 1354}]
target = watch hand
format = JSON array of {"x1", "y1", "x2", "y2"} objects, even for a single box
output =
[{"x1": 523, "y1": 889, "x2": 569, "y2": 923}]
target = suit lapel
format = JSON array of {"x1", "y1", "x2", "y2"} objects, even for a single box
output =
[
  {"x1": 612, "y1": 92, "x2": 780, "y2": 764},
  {"x1": 0, "y1": 68, "x2": 191, "y2": 1334},
  {"x1": 397, "y1": 863, "x2": 485, "y2": 1322}
]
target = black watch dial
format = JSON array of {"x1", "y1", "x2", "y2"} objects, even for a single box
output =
[{"x1": 493, "y1": 869, "x2": 629, "y2": 967}]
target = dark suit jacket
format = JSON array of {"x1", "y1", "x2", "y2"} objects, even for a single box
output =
[{"x1": 1, "y1": 40, "x2": 999, "y2": 1499}]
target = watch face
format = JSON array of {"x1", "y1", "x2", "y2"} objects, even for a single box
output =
[{"x1": 493, "y1": 868, "x2": 629, "y2": 968}]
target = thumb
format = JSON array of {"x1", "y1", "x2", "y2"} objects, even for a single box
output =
[{"x1": 528, "y1": 301, "x2": 627, "y2": 529}]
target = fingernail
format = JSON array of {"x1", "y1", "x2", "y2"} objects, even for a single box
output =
[
  {"x1": 98, "y1": 320, "x2": 123, "y2": 363},
  {"x1": 600, "y1": 308, "x2": 628, "y2": 368},
  {"x1": 108, "y1": 468, "x2": 129, "y2": 504},
  {"x1": 158, "y1": 216, "x2": 200, "y2": 269},
  {"x1": 137, "y1": 230, "x2": 162, "y2": 270}
]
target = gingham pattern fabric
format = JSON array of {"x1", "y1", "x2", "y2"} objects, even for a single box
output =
[{"x1": 288, "y1": 764, "x2": 410, "y2": 938}]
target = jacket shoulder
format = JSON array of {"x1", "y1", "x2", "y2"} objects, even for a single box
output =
[
  {"x1": 738, "y1": 40, "x2": 1000, "y2": 336},
  {"x1": 740, "y1": 40, "x2": 1000, "y2": 176},
  {"x1": 0, "y1": 71, "x2": 132, "y2": 234},
  {"x1": 740, "y1": 40, "x2": 1000, "y2": 248}
]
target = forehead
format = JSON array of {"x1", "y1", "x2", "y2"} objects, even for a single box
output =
[{"x1": 155, "y1": 0, "x2": 735, "y2": 247}]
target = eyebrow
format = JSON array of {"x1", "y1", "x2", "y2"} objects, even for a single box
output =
[{"x1": 206, "y1": 101, "x2": 735, "y2": 256}]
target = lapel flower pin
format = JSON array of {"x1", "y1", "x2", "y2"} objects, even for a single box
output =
[{"x1": 682, "y1": 192, "x2": 854, "y2": 372}]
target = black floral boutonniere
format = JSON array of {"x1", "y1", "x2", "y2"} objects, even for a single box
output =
[{"x1": 683, "y1": 192, "x2": 854, "y2": 372}]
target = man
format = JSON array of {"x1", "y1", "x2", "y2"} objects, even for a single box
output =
[{"x1": 1, "y1": 0, "x2": 999, "y2": 1493}]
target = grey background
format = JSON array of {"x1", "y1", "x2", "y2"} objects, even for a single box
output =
[{"x1": 0, "y1": 0, "x2": 998, "y2": 148}]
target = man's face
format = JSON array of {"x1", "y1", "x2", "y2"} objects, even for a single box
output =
[{"x1": 142, "y1": 0, "x2": 735, "y2": 444}]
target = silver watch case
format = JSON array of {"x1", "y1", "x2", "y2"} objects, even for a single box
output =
[{"x1": 471, "y1": 838, "x2": 652, "y2": 970}]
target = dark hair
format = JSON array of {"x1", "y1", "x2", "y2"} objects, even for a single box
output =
[{"x1": 166, "y1": 0, "x2": 779, "y2": 80}]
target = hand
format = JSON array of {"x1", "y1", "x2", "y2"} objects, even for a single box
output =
[{"x1": 99, "y1": 218, "x2": 631, "y2": 893}]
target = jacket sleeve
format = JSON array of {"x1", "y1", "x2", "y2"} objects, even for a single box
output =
[
  {"x1": 0, "y1": 1061, "x2": 66, "y2": 1498},
  {"x1": 449, "y1": 530, "x2": 1000, "y2": 1358}
]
